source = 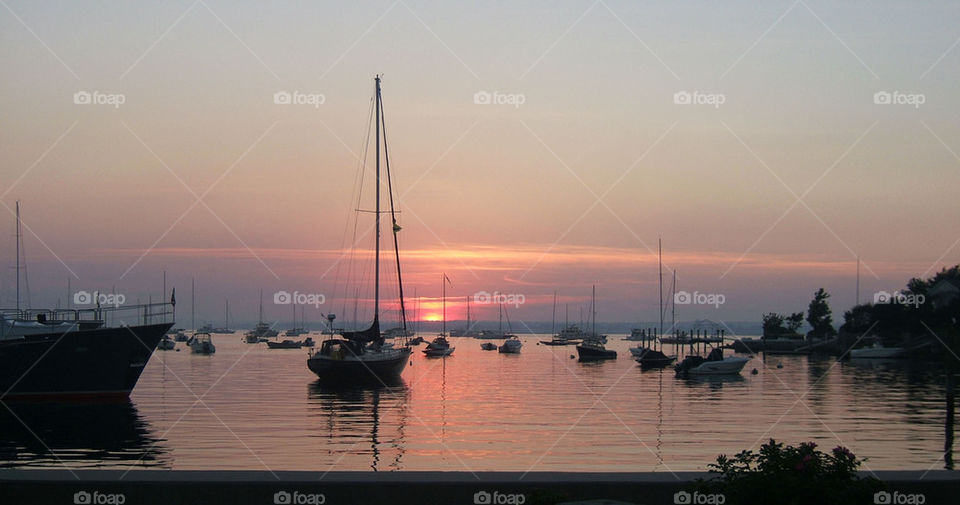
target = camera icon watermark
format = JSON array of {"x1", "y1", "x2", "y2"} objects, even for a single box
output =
[
  {"x1": 473, "y1": 90, "x2": 525, "y2": 108},
  {"x1": 674, "y1": 490, "x2": 725, "y2": 504},
  {"x1": 673, "y1": 90, "x2": 725, "y2": 108},
  {"x1": 74, "y1": 490, "x2": 126, "y2": 504},
  {"x1": 873, "y1": 90, "x2": 925, "y2": 109},
  {"x1": 474, "y1": 490, "x2": 526, "y2": 504},
  {"x1": 73, "y1": 290, "x2": 126, "y2": 308},
  {"x1": 873, "y1": 290, "x2": 924, "y2": 308},
  {"x1": 274, "y1": 290, "x2": 325, "y2": 308},
  {"x1": 274, "y1": 490, "x2": 325, "y2": 504},
  {"x1": 674, "y1": 290, "x2": 725, "y2": 308},
  {"x1": 73, "y1": 90, "x2": 126, "y2": 108},
  {"x1": 473, "y1": 290, "x2": 525, "y2": 308},
  {"x1": 874, "y1": 490, "x2": 925, "y2": 504},
  {"x1": 274, "y1": 90, "x2": 325, "y2": 108}
]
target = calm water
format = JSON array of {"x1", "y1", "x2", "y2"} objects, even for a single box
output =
[{"x1": 0, "y1": 334, "x2": 954, "y2": 472}]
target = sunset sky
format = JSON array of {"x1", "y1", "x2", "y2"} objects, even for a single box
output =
[{"x1": 2, "y1": 1, "x2": 959, "y2": 327}]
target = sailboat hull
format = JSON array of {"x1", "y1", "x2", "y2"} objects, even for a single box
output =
[{"x1": 307, "y1": 347, "x2": 411, "y2": 380}]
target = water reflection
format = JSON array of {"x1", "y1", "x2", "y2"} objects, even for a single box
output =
[
  {"x1": 0, "y1": 400, "x2": 169, "y2": 468},
  {"x1": 307, "y1": 378, "x2": 409, "y2": 471}
]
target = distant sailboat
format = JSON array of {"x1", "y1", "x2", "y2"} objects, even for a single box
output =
[
  {"x1": 246, "y1": 290, "x2": 279, "y2": 343},
  {"x1": 576, "y1": 286, "x2": 616, "y2": 361},
  {"x1": 631, "y1": 240, "x2": 676, "y2": 367},
  {"x1": 424, "y1": 274, "x2": 455, "y2": 357}
]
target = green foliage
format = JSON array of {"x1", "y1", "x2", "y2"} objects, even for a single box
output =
[
  {"x1": 762, "y1": 313, "x2": 785, "y2": 337},
  {"x1": 785, "y1": 312, "x2": 804, "y2": 332},
  {"x1": 806, "y1": 288, "x2": 835, "y2": 338},
  {"x1": 694, "y1": 439, "x2": 883, "y2": 505}
]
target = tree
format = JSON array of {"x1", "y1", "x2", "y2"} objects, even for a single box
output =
[
  {"x1": 807, "y1": 288, "x2": 835, "y2": 338},
  {"x1": 762, "y1": 312, "x2": 785, "y2": 338},
  {"x1": 786, "y1": 312, "x2": 804, "y2": 332}
]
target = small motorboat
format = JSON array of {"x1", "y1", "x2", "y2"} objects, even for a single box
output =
[
  {"x1": 675, "y1": 347, "x2": 749, "y2": 376},
  {"x1": 849, "y1": 344, "x2": 906, "y2": 359},
  {"x1": 302, "y1": 337, "x2": 315, "y2": 348},
  {"x1": 173, "y1": 330, "x2": 189, "y2": 342},
  {"x1": 498, "y1": 336, "x2": 522, "y2": 354},
  {"x1": 189, "y1": 332, "x2": 216, "y2": 354},
  {"x1": 266, "y1": 339, "x2": 304, "y2": 349},
  {"x1": 480, "y1": 342, "x2": 497, "y2": 351},
  {"x1": 576, "y1": 339, "x2": 617, "y2": 361},
  {"x1": 157, "y1": 335, "x2": 176, "y2": 350},
  {"x1": 631, "y1": 347, "x2": 676, "y2": 367},
  {"x1": 408, "y1": 336, "x2": 425, "y2": 345},
  {"x1": 423, "y1": 336, "x2": 454, "y2": 357},
  {"x1": 539, "y1": 337, "x2": 580, "y2": 346}
]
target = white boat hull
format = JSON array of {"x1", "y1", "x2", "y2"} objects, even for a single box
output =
[
  {"x1": 687, "y1": 356, "x2": 749, "y2": 375},
  {"x1": 849, "y1": 347, "x2": 906, "y2": 359}
]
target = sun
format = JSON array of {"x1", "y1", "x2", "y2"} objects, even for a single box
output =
[{"x1": 422, "y1": 313, "x2": 441, "y2": 322}]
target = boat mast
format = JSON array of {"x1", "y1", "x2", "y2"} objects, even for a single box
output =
[
  {"x1": 591, "y1": 285, "x2": 596, "y2": 336},
  {"x1": 658, "y1": 238, "x2": 663, "y2": 337},
  {"x1": 15, "y1": 201, "x2": 20, "y2": 314},
  {"x1": 466, "y1": 296, "x2": 470, "y2": 333},
  {"x1": 551, "y1": 290, "x2": 557, "y2": 335},
  {"x1": 373, "y1": 75, "x2": 381, "y2": 327},
  {"x1": 259, "y1": 289, "x2": 263, "y2": 324},
  {"x1": 671, "y1": 269, "x2": 676, "y2": 336},
  {"x1": 441, "y1": 274, "x2": 446, "y2": 336},
  {"x1": 191, "y1": 277, "x2": 195, "y2": 330},
  {"x1": 856, "y1": 256, "x2": 860, "y2": 306}
]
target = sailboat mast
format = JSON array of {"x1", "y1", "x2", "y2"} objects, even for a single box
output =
[
  {"x1": 191, "y1": 277, "x2": 195, "y2": 329},
  {"x1": 259, "y1": 289, "x2": 263, "y2": 323},
  {"x1": 671, "y1": 269, "x2": 676, "y2": 334},
  {"x1": 466, "y1": 296, "x2": 470, "y2": 332},
  {"x1": 552, "y1": 291, "x2": 557, "y2": 335},
  {"x1": 658, "y1": 238, "x2": 663, "y2": 336},
  {"x1": 856, "y1": 256, "x2": 860, "y2": 306},
  {"x1": 591, "y1": 285, "x2": 596, "y2": 335},
  {"x1": 15, "y1": 201, "x2": 20, "y2": 313},
  {"x1": 225, "y1": 299, "x2": 229, "y2": 329},
  {"x1": 441, "y1": 274, "x2": 446, "y2": 335},
  {"x1": 374, "y1": 75, "x2": 381, "y2": 324}
]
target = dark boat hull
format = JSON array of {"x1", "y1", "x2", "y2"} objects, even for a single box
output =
[
  {"x1": 0, "y1": 322, "x2": 172, "y2": 399},
  {"x1": 306, "y1": 348, "x2": 411, "y2": 381},
  {"x1": 576, "y1": 345, "x2": 617, "y2": 361}
]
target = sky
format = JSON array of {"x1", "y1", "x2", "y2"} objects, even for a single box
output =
[{"x1": 1, "y1": 1, "x2": 959, "y2": 329}]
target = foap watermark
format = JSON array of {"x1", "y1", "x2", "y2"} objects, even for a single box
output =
[
  {"x1": 273, "y1": 490, "x2": 325, "y2": 505},
  {"x1": 874, "y1": 90, "x2": 925, "y2": 109},
  {"x1": 673, "y1": 90, "x2": 725, "y2": 108},
  {"x1": 874, "y1": 490, "x2": 925, "y2": 505},
  {"x1": 674, "y1": 290, "x2": 725, "y2": 308},
  {"x1": 73, "y1": 91, "x2": 125, "y2": 108},
  {"x1": 873, "y1": 290, "x2": 925, "y2": 308},
  {"x1": 273, "y1": 90, "x2": 325, "y2": 108},
  {"x1": 73, "y1": 490, "x2": 126, "y2": 505},
  {"x1": 473, "y1": 290, "x2": 525, "y2": 308},
  {"x1": 474, "y1": 490, "x2": 526, "y2": 505},
  {"x1": 274, "y1": 290, "x2": 325, "y2": 308},
  {"x1": 674, "y1": 490, "x2": 725, "y2": 505},
  {"x1": 473, "y1": 90, "x2": 525, "y2": 108},
  {"x1": 73, "y1": 290, "x2": 126, "y2": 308}
]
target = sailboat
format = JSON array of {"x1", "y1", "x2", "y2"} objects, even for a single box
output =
[
  {"x1": 306, "y1": 76, "x2": 413, "y2": 380},
  {"x1": 542, "y1": 302, "x2": 583, "y2": 346},
  {"x1": 476, "y1": 303, "x2": 516, "y2": 339},
  {"x1": 631, "y1": 240, "x2": 676, "y2": 367},
  {"x1": 576, "y1": 286, "x2": 616, "y2": 361},
  {"x1": 284, "y1": 304, "x2": 307, "y2": 337},
  {"x1": 424, "y1": 274, "x2": 455, "y2": 357},
  {"x1": 245, "y1": 290, "x2": 279, "y2": 343},
  {"x1": 211, "y1": 299, "x2": 232, "y2": 333}
]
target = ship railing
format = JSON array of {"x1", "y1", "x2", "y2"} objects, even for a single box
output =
[{"x1": 1, "y1": 301, "x2": 176, "y2": 327}]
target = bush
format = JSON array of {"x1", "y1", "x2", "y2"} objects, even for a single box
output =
[{"x1": 693, "y1": 439, "x2": 884, "y2": 505}]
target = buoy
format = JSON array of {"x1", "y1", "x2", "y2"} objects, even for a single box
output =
[
  {"x1": 776, "y1": 363, "x2": 783, "y2": 369},
  {"x1": 751, "y1": 368, "x2": 758, "y2": 375},
  {"x1": 570, "y1": 355, "x2": 575, "y2": 359}
]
